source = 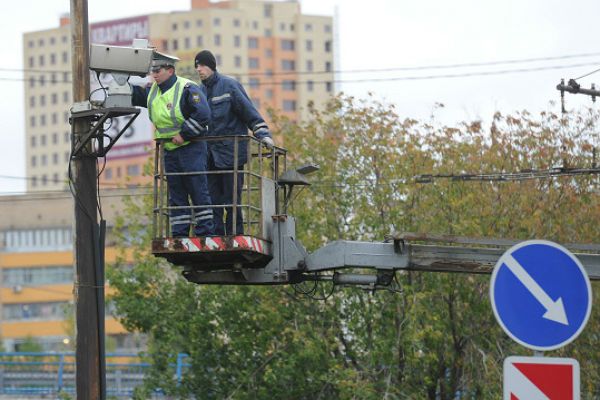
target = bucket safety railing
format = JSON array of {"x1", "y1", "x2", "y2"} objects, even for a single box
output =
[{"x1": 152, "y1": 135, "x2": 287, "y2": 240}]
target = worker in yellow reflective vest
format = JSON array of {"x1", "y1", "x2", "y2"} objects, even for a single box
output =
[{"x1": 132, "y1": 52, "x2": 214, "y2": 237}]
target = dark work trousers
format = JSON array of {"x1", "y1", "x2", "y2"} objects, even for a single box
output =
[
  {"x1": 207, "y1": 155, "x2": 245, "y2": 236},
  {"x1": 164, "y1": 141, "x2": 214, "y2": 237}
]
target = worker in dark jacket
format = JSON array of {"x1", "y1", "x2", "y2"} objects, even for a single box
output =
[
  {"x1": 132, "y1": 52, "x2": 214, "y2": 237},
  {"x1": 195, "y1": 50, "x2": 274, "y2": 236}
]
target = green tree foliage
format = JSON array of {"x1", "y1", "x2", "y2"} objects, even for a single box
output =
[{"x1": 108, "y1": 95, "x2": 600, "y2": 399}]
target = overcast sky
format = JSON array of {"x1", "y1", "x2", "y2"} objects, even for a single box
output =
[{"x1": 2, "y1": 0, "x2": 600, "y2": 194}]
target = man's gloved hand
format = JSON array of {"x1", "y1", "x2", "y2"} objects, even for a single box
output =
[{"x1": 261, "y1": 137, "x2": 274, "y2": 147}]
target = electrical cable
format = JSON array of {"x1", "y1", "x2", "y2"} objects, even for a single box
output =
[
  {"x1": 574, "y1": 67, "x2": 600, "y2": 80},
  {"x1": 7, "y1": 50, "x2": 600, "y2": 76},
  {"x1": 5, "y1": 60, "x2": 600, "y2": 86}
]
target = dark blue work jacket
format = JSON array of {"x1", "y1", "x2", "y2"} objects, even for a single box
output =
[
  {"x1": 201, "y1": 72, "x2": 271, "y2": 169},
  {"x1": 131, "y1": 74, "x2": 211, "y2": 142}
]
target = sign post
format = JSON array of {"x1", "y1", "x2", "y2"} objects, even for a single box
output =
[{"x1": 490, "y1": 240, "x2": 592, "y2": 399}]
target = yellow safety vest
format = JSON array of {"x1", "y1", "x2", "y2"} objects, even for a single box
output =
[{"x1": 147, "y1": 76, "x2": 194, "y2": 151}]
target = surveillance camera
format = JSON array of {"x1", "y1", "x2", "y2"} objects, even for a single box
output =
[{"x1": 90, "y1": 44, "x2": 154, "y2": 77}]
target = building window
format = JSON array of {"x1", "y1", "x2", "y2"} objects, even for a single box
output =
[
  {"x1": 184, "y1": 37, "x2": 190, "y2": 49},
  {"x1": 172, "y1": 39, "x2": 178, "y2": 50},
  {"x1": 265, "y1": 48, "x2": 272, "y2": 58},
  {"x1": 264, "y1": 4, "x2": 272, "y2": 17},
  {"x1": 325, "y1": 41, "x2": 332, "y2": 53},
  {"x1": 31, "y1": 136, "x2": 36, "y2": 147},
  {"x1": 281, "y1": 39, "x2": 295, "y2": 51},
  {"x1": 249, "y1": 58, "x2": 259, "y2": 69},
  {"x1": 307, "y1": 80, "x2": 314, "y2": 92},
  {"x1": 305, "y1": 23, "x2": 313, "y2": 32},
  {"x1": 282, "y1": 100, "x2": 296, "y2": 111},
  {"x1": 265, "y1": 89, "x2": 273, "y2": 99},
  {"x1": 3, "y1": 301, "x2": 69, "y2": 321},
  {"x1": 213, "y1": 17, "x2": 221, "y2": 26},
  {"x1": 63, "y1": 72, "x2": 69, "y2": 83},
  {"x1": 62, "y1": 35, "x2": 68, "y2": 43},
  {"x1": 325, "y1": 61, "x2": 332, "y2": 72},
  {"x1": 196, "y1": 19, "x2": 203, "y2": 27},
  {"x1": 184, "y1": 20, "x2": 190, "y2": 29},
  {"x1": 63, "y1": 91, "x2": 69, "y2": 103},
  {"x1": 40, "y1": 115, "x2": 46, "y2": 126},
  {"x1": 326, "y1": 82, "x2": 333, "y2": 92},
  {"x1": 52, "y1": 133, "x2": 58, "y2": 144},
  {"x1": 38, "y1": 55, "x2": 45, "y2": 67},
  {"x1": 282, "y1": 80, "x2": 296, "y2": 91},
  {"x1": 249, "y1": 78, "x2": 259, "y2": 89},
  {"x1": 306, "y1": 40, "x2": 313, "y2": 51},
  {"x1": 265, "y1": 29, "x2": 272, "y2": 37},
  {"x1": 28, "y1": 40, "x2": 34, "y2": 48},
  {"x1": 64, "y1": 112, "x2": 69, "y2": 123},
  {"x1": 248, "y1": 37, "x2": 258, "y2": 49},
  {"x1": 281, "y1": 60, "x2": 295, "y2": 71},
  {"x1": 40, "y1": 75, "x2": 45, "y2": 86},
  {"x1": 306, "y1": 60, "x2": 313, "y2": 72},
  {"x1": 31, "y1": 155, "x2": 37, "y2": 167},
  {"x1": 53, "y1": 173, "x2": 59, "y2": 183},
  {"x1": 29, "y1": 77, "x2": 35, "y2": 88},
  {"x1": 65, "y1": 132, "x2": 70, "y2": 143},
  {"x1": 29, "y1": 97, "x2": 35, "y2": 107},
  {"x1": 234, "y1": 56, "x2": 242, "y2": 68},
  {"x1": 279, "y1": 22, "x2": 286, "y2": 31},
  {"x1": 196, "y1": 35, "x2": 204, "y2": 47},
  {"x1": 31, "y1": 177, "x2": 37, "y2": 187},
  {"x1": 214, "y1": 34, "x2": 221, "y2": 46},
  {"x1": 50, "y1": 53, "x2": 56, "y2": 65},
  {"x1": 41, "y1": 155, "x2": 47, "y2": 166},
  {"x1": 30, "y1": 116, "x2": 36, "y2": 127},
  {"x1": 38, "y1": 38, "x2": 45, "y2": 47},
  {"x1": 127, "y1": 164, "x2": 140, "y2": 176},
  {"x1": 52, "y1": 113, "x2": 58, "y2": 125},
  {"x1": 29, "y1": 57, "x2": 34, "y2": 68},
  {"x1": 105, "y1": 168, "x2": 112, "y2": 180},
  {"x1": 325, "y1": 24, "x2": 332, "y2": 33},
  {"x1": 233, "y1": 19, "x2": 240, "y2": 27},
  {"x1": 64, "y1": 152, "x2": 70, "y2": 162},
  {"x1": 172, "y1": 23, "x2": 178, "y2": 31},
  {"x1": 252, "y1": 21, "x2": 258, "y2": 30},
  {"x1": 51, "y1": 93, "x2": 58, "y2": 104},
  {"x1": 62, "y1": 51, "x2": 68, "y2": 64},
  {"x1": 216, "y1": 54, "x2": 222, "y2": 65},
  {"x1": 53, "y1": 153, "x2": 59, "y2": 164},
  {"x1": 234, "y1": 35, "x2": 241, "y2": 48},
  {"x1": 41, "y1": 135, "x2": 47, "y2": 146},
  {"x1": 51, "y1": 73, "x2": 57, "y2": 84},
  {"x1": 40, "y1": 95, "x2": 46, "y2": 106},
  {"x1": 50, "y1": 37, "x2": 56, "y2": 45}
]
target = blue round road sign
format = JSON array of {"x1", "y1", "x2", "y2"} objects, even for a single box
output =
[{"x1": 490, "y1": 240, "x2": 592, "y2": 351}]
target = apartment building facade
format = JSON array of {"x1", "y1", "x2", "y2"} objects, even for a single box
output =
[
  {"x1": 23, "y1": 0, "x2": 335, "y2": 193},
  {"x1": 0, "y1": 190, "x2": 143, "y2": 352}
]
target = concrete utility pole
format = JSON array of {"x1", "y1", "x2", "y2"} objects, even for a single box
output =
[{"x1": 71, "y1": 0, "x2": 104, "y2": 398}]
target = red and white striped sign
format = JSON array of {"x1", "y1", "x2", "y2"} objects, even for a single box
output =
[{"x1": 504, "y1": 356, "x2": 579, "y2": 400}]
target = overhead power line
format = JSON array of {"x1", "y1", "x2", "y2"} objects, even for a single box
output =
[
  {"x1": 4, "y1": 61, "x2": 600, "y2": 86},
  {"x1": 415, "y1": 167, "x2": 600, "y2": 183},
  {"x1": 5, "y1": 50, "x2": 600, "y2": 76}
]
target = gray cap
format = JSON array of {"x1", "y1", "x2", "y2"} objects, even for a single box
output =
[{"x1": 151, "y1": 50, "x2": 180, "y2": 71}]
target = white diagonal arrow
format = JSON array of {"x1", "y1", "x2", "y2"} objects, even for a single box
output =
[{"x1": 503, "y1": 254, "x2": 569, "y2": 325}]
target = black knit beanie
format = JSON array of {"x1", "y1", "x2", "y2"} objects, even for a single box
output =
[{"x1": 194, "y1": 50, "x2": 217, "y2": 71}]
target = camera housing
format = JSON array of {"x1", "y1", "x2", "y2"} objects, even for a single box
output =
[{"x1": 89, "y1": 43, "x2": 154, "y2": 77}]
